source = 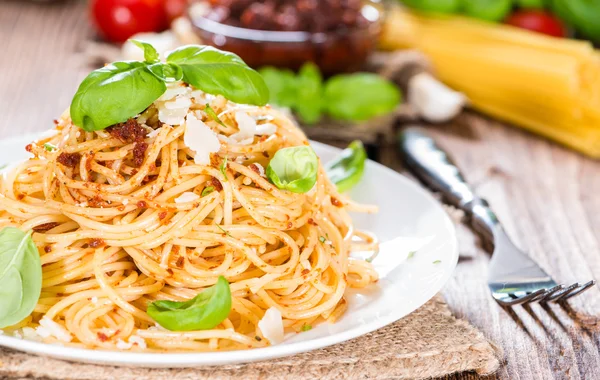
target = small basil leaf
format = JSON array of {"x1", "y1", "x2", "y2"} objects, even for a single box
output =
[
  {"x1": 0, "y1": 228, "x2": 42, "y2": 328},
  {"x1": 147, "y1": 276, "x2": 232, "y2": 331},
  {"x1": 267, "y1": 146, "x2": 318, "y2": 193},
  {"x1": 201, "y1": 186, "x2": 215, "y2": 197},
  {"x1": 130, "y1": 39, "x2": 160, "y2": 63},
  {"x1": 147, "y1": 62, "x2": 184, "y2": 82},
  {"x1": 258, "y1": 66, "x2": 298, "y2": 108},
  {"x1": 166, "y1": 45, "x2": 269, "y2": 106},
  {"x1": 294, "y1": 63, "x2": 323, "y2": 125},
  {"x1": 205, "y1": 104, "x2": 226, "y2": 127},
  {"x1": 325, "y1": 140, "x2": 367, "y2": 193},
  {"x1": 323, "y1": 73, "x2": 401, "y2": 121},
  {"x1": 70, "y1": 61, "x2": 167, "y2": 131}
]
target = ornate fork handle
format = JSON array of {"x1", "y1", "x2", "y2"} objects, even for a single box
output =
[{"x1": 399, "y1": 128, "x2": 500, "y2": 245}]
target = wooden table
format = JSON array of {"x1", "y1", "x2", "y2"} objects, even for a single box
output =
[{"x1": 2, "y1": 1, "x2": 600, "y2": 379}]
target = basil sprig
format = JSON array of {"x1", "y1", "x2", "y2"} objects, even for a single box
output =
[
  {"x1": 267, "y1": 146, "x2": 319, "y2": 193},
  {"x1": 166, "y1": 45, "x2": 269, "y2": 106},
  {"x1": 325, "y1": 140, "x2": 367, "y2": 193},
  {"x1": 70, "y1": 41, "x2": 269, "y2": 132},
  {"x1": 147, "y1": 276, "x2": 232, "y2": 331},
  {"x1": 0, "y1": 228, "x2": 42, "y2": 328}
]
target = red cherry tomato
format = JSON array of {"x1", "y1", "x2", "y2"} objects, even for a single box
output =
[
  {"x1": 90, "y1": 0, "x2": 166, "y2": 43},
  {"x1": 505, "y1": 10, "x2": 567, "y2": 38},
  {"x1": 164, "y1": 0, "x2": 188, "y2": 26}
]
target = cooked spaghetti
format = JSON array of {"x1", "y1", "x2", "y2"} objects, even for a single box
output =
[{"x1": 0, "y1": 82, "x2": 379, "y2": 352}]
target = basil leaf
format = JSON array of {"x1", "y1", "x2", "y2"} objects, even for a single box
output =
[
  {"x1": 205, "y1": 104, "x2": 226, "y2": 127},
  {"x1": 43, "y1": 143, "x2": 57, "y2": 152},
  {"x1": 294, "y1": 63, "x2": 323, "y2": 125},
  {"x1": 323, "y1": 73, "x2": 401, "y2": 121},
  {"x1": 267, "y1": 146, "x2": 318, "y2": 193},
  {"x1": 201, "y1": 186, "x2": 215, "y2": 197},
  {"x1": 147, "y1": 62, "x2": 184, "y2": 83},
  {"x1": 130, "y1": 39, "x2": 160, "y2": 63},
  {"x1": 147, "y1": 276, "x2": 232, "y2": 331},
  {"x1": 0, "y1": 228, "x2": 42, "y2": 328},
  {"x1": 325, "y1": 140, "x2": 367, "y2": 193},
  {"x1": 259, "y1": 66, "x2": 298, "y2": 108},
  {"x1": 166, "y1": 45, "x2": 269, "y2": 106},
  {"x1": 70, "y1": 61, "x2": 167, "y2": 131}
]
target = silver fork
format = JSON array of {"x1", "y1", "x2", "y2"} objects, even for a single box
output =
[{"x1": 400, "y1": 128, "x2": 596, "y2": 306}]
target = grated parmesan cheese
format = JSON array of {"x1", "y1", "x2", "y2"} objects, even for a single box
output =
[
  {"x1": 91, "y1": 296, "x2": 99, "y2": 304},
  {"x1": 37, "y1": 317, "x2": 73, "y2": 343},
  {"x1": 174, "y1": 192, "x2": 200, "y2": 203},
  {"x1": 183, "y1": 113, "x2": 221, "y2": 165},
  {"x1": 258, "y1": 307, "x2": 284, "y2": 345},
  {"x1": 253, "y1": 163, "x2": 266, "y2": 177},
  {"x1": 21, "y1": 327, "x2": 42, "y2": 342}
]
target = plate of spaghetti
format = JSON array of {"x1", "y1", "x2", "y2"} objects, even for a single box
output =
[{"x1": 0, "y1": 42, "x2": 457, "y2": 367}]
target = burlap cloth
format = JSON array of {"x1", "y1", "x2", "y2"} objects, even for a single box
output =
[{"x1": 0, "y1": 293, "x2": 502, "y2": 380}]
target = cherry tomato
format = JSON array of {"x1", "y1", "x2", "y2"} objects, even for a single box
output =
[
  {"x1": 163, "y1": 0, "x2": 188, "y2": 26},
  {"x1": 505, "y1": 10, "x2": 567, "y2": 38},
  {"x1": 90, "y1": 0, "x2": 166, "y2": 43}
]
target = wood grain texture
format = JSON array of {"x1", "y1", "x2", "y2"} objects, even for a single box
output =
[{"x1": 1, "y1": 1, "x2": 600, "y2": 379}]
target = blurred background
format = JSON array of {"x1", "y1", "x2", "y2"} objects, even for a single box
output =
[{"x1": 2, "y1": 0, "x2": 600, "y2": 165}]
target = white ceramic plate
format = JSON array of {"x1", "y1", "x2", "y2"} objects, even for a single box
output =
[{"x1": 0, "y1": 136, "x2": 458, "y2": 367}]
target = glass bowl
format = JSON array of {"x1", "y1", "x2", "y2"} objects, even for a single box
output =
[{"x1": 188, "y1": 1, "x2": 386, "y2": 75}]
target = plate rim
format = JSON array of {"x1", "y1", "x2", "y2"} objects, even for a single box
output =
[{"x1": 0, "y1": 137, "x2": 458, "y2": 367}]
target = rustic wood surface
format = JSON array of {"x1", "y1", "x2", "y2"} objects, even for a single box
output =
[{"x1": 2, "y1": 1, "x2": 600, "y2": 379}]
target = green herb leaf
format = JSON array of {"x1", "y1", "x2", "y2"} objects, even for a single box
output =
[
  {"x1": 70, "y1": 61, "x2": 166, "y2": 131},
  {"x1": 433, "y1": 260, "x2": 442, "y2": 264},
  {"x1": 301, "y1": 324, "x2": 312, "y2": 332},
  {"x1": 294, "y1": 63, "x2": 323, "y2": 124},
  {"x1": 0, "y1": 228, "x2": 42, "y2": 328},
  {"x1": 325, "y1": 140, "x2": 367, "y2": 193},
  {"x1": 147, "y1": 276, "x2": 232, "y2": 331},
  {"x1": 147, "y1": 62, "x2": 184, "y2": 82},
  {"x1": 205, "y1": 104, "x2": 226, "y2": 127},
  {"x1": 258, "y1": 67, "x2": 298, "y2": 108},
  {"x1": 407, "y1": 251, "x2": 416, "y2": 259},
  {"x1": 267, "y1": 146, "x2": 318, "y2": 193},
  {"x1": 130, "y1": 39, "x2": 160, "y2": 63},
  {"x1": 401, "y1": 0, "x2": 460, "y2": 13},
  {"x1": 43, "y1": 143, "x2": 57, "y2": 152},
  {"x1": 220, "y1": 157, "x2": 228, "y2": 181},
  {"x1": 166, "y1": 45, "x2": 269, "y2": 106},
  {"x1": 201, "y1": 186, "x2": 215, "y2": 197},
  {"x1": 323, "y1": 73, "x2": 401, "y2": 121},
  {"x1": 319, "y1": 236, "x2": 326, "y2": 243}
]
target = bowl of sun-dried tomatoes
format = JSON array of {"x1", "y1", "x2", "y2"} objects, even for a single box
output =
[{"x1": 188, "y1": 0, "x2": 385, "y2": 75}]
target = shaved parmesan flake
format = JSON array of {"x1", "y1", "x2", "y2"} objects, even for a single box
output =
[
  {"x1": 258, "y1": 307, "x2": 284, "y2": 345},
  {"x1": 253, "y1": 163, "x2": 265, "y2": 177},
  {"x1": 183, "y1": 113, "x2": 220, "y2": 165},
  {"x1": 116, "y1": 335, "x2": 147, "y2": 350},
  {"x1": 21, "y1": 327, "x2": 42, "y2": 342},
  {"x1": 225, "y1": 112, "x2": 277, "y2": 145},
  {"x1": 155, "y1": 82, "x2": 192, "y2": 126},
  {"x1": 175, "y1": 192, "x2": 199, "y2": 203},
  {"x1": 37, "y1": 317, "x2": 72, "y2": 343}
]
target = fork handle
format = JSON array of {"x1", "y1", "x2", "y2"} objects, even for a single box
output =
[{"x1": 399, "y1": 127, "x2": 500, "y2": 244}]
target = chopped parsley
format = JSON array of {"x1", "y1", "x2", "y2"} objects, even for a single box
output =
[
  {"x1": 217, "y1": 224, "x2": 233, "y2": 238},
  {"x1": 201, "y1": 186, "x2": 215, "y2": 197},
  {"x1": 433, "y1": 260, "x2": 442, "y2": 264},
  {"x1": 407, "y1": 251, "x2": 416, "y2": 259},
  {"x1": 220, "y1": 157, "x2": 228, "y2": 182},
  {"x1": 205, "y1": 104, "x2": 226, "y2": 127},
  {"x1": 319, "y1": 236, "x2": 326, "y2": 243},
  {"x1": 43, "y1": 143, "x2": 57, "y2": 152},
  {"x1": 301, "y1": 324, "x2": 312, "y2": 332}
]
